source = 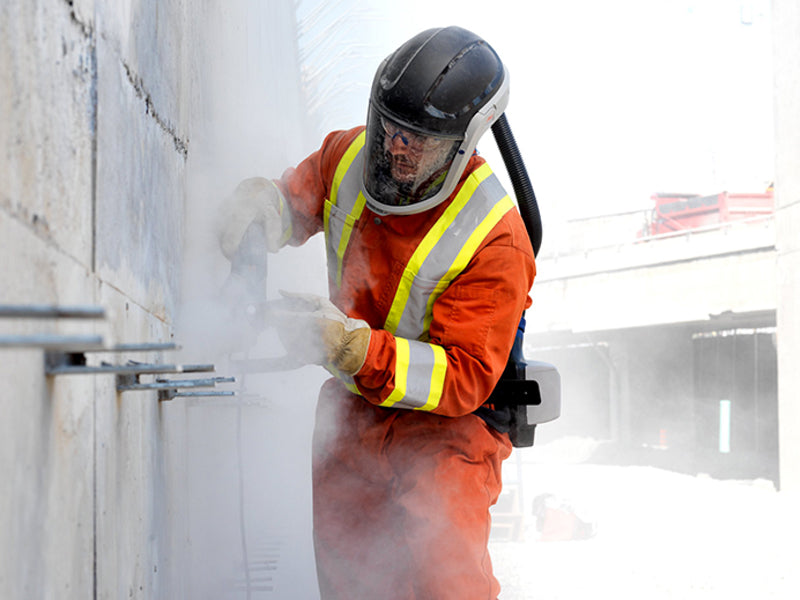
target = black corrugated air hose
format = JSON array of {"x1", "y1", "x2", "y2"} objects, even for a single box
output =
[{"x1": 491, "y1": 113, "x2": 542, "y2": 257}]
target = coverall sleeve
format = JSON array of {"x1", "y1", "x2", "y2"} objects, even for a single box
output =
[{"x1": 354, "y1": 215, "x2": 536, "y2": 418}]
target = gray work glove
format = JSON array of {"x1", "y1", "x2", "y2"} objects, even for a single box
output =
[{"x1": 217, "y1": 177, "x2": 290, "y2": 260}]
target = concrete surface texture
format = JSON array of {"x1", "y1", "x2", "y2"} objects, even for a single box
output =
[{"x1": 0, "y1": 1, "x2": 318, "y2": 598}]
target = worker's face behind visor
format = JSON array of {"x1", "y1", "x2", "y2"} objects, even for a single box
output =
[{"x1": 363, "y1": 110, "x2": 461, "y2": 209}]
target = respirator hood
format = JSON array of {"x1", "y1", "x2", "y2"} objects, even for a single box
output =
[{"x1": 363, "y1": 26, "x2": 509, "y2": 215}]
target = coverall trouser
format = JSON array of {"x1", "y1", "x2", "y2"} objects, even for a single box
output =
[{"x1": 312, "y1": 379, "x2": 512, "y2": 600}]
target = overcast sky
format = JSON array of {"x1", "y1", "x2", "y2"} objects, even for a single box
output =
[{"x1": 297, "y1": 0, "x2": 774, "y2": 223}]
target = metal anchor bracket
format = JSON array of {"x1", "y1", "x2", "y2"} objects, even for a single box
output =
[
  {"x1": 43, "y1": 343, "x2": 187, "y2": 376},
  {"x1": 48, "y1": 344, "x2": 237, "y2": 403},
  {"x1": 2, "y1": 303, "x2": 237, "y2": 402},
  {"x1": 46, "y1": 357, "x2": 211, "y2": 377},
  {"x1": 1, "y1": 334, "x2": 105, "y2": 351},
  {"x1": 0, "y1": 304, "x2": 106, "y2": 319},
  {"x1": 0, "y1": 303, "x2": 106, "y2": 351},
  {"x1": 116, "y1": 373, "x2": 236, "y2": 402},
  {"x1": 158, "y1": 387, "x2": 237, "y2": 402}
]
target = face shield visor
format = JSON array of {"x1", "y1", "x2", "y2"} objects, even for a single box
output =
[{"x1": 363, "y1": 108, "x2": 462, "y2": 214}]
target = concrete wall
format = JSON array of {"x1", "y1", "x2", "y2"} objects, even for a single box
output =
[
  {"x1": 0, "y1": 1, "x2": 317, "y2": 597},
  {"x1": 773, "y1": 0, "x2": 800, "y2": 492}
]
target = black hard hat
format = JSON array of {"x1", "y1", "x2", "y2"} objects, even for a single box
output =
[{"x1": 363, "y1": 26, "x2": 509, "y2": 215}]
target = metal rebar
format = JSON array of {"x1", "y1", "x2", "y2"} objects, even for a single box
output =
[
  {"x1": 0, "y1": 334, "x2": 105, "y2": 350},
  {"x1": 159, "y1": 389, "x2": 237, "y2": 402},
  {"x1": 46, "y1": 362, "x2": 215, "y2": 376},
  {"x1": 86, "y1": 342, "x2": 179, "y2": 353},
  {"x1": 171, "y1": 390, "x2": 236, "y2": 397},
  {"x1": 0, "y1": 304, "x2": 106, "y2": 319},
  {"x1": 117, "y1": 376, "x2": 235, "y2": 392}
]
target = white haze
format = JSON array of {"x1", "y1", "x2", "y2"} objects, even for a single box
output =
[
  {"x1": 492, "y1": 450, "x2": 800, "y2": 599},
  {"x1": 171, "y1": 1, "x2": 788, "y2": 598},
  {"x1": 318, "y1": 0, "x2": 775, "y2": 221},
  {"x1": 176, "y1": 4, "x2": 329, "y2": 597}
]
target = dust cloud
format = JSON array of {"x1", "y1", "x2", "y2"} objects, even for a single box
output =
[{"x1": 173, "y1": 6, "x2": 331, "y2": 598}]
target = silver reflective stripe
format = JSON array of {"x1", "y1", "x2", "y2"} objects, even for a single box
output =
[
  {"x1": 378, "y1": 339, "x2": 446, "y2": 411},
  {"x1": 384, "y1": 162, "x2": 514, "y2": 339},
  {"x1": 325, "y1": 133, "x2": 367, "y2": 288}
]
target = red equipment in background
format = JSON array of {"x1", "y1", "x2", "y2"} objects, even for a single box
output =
[{"x1": 642, "y1": 188, "x2": 774, "y2": 237}]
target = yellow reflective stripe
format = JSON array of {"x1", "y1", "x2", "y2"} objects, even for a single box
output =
[
  {"x1": 269, "y1": 180, "x2": 294, "y2": 245},
  {"x1": 379, "y1": 337, "x2": 410, "y2": 408},
  {"x1": 415, "y1": 344, "x2": 447, "y2": 411},
  {"x1": 323, "y1": 200, "x2": 333, "y2": 243},
  {"x1": 325, "y1": 364, "x2": 362, "y2": 395},
  {"x1": 335, "y1": 191, "x2": 367, "y2": 287},
  {"x1": 331, "y1": 131, "x2": 366, "y2": 207},
  {"x1": 421, "y1": 194, "x2": 515, "y2": 332},
  {"x1": 325, "y1": 130, "x2": 366, "y2": 240},
  {"x1": 384, "y1": 162, "x2": 493, "y2": 334}
]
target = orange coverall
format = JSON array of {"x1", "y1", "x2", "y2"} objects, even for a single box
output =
[{"x1": 276, "y1": 126, "x2": 536, "y2": 599}]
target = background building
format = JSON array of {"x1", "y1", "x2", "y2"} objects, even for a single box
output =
[{"x1": 526, "y1": 190, "x2": 780, "y2": 483}]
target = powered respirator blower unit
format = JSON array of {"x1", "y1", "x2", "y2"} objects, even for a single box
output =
[{"x1": 482, "y1": 114, "x2": 561, "y2": 448}]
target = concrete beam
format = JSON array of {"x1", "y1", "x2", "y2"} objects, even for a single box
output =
[{"x1": 529, "y1": 244, "x2": 777, "y2": 334}]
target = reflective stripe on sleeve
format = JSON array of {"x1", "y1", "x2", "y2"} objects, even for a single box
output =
[{"x1": 378, "y1": 338, "x2": 447, "y2": 411}]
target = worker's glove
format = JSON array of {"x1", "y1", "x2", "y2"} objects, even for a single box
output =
[
  {"x1": 270, "y1": 291, "x2": 371, "y2": 376},
  {"x1": 217, "y1": 177, "x2": 290, "y2": 260}
]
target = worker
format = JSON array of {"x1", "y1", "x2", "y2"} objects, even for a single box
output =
[{"x1": 218, "y1": 26, "x2": 536, "y2": 600}]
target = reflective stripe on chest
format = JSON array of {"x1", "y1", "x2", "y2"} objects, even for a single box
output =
[
  {"x1": 383, "y1": 164, "x2": 514, "y2": 339},
  {"x1": 326, "y1": 134, "x2": 514, "y2": 341},
  {"x1": 325, "y1": 131, "x2": 368, "y2": 288}
]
